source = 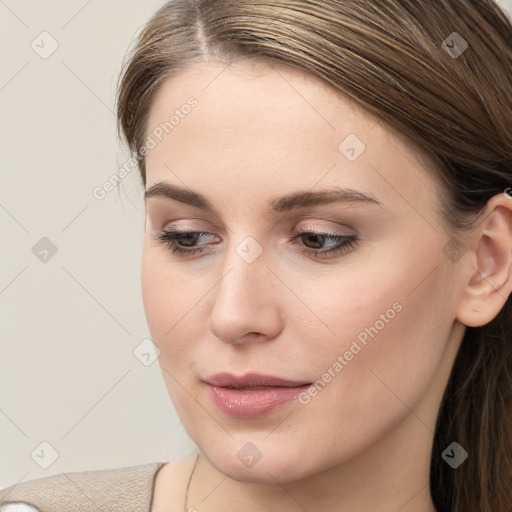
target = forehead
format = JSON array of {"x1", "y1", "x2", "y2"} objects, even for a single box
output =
[
  {"x1": 146, "y1": 58, "x2": 379, "y2": 143},
  {"x1": 144, "y1": 58, "x2": 440, "y2": 205}
]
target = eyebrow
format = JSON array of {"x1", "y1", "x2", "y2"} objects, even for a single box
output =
[{"x1": 144, "y1": 182, "x2": 382, "y2": 213}]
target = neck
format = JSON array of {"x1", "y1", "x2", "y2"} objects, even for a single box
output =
[{"x1": 186, "y1": 411, "x2": 438, "y2": 512}]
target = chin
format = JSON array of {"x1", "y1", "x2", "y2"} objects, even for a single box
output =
[{"x1": 198, "y1": 436, "x2": 319, "y2": 485}]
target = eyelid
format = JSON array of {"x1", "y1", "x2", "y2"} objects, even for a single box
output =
[
  {"x1": 296, "y1": 221, "x2": 355, "y2": 236},
  {"x1": 157, "y1": 218, "x2": 356, "y2": 237},
  {"x1": 147, "y1": 203, "x2": 359, "y2": 231},
  {"x1": 159, "y1": 219, "x2": 223, "y2": 235}
]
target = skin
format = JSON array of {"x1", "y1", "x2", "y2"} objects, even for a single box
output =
[{"x1": 142, "y1": 58, "x2": 512, "y2": 512}]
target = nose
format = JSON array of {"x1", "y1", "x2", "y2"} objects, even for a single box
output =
[{"x1": 207, "y1": 242, "x2": 283, "y2": 345}]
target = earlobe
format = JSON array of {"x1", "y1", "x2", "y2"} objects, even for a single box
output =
[{"x1": 456, "y1": 195, "x2": 512, "y2": 328}]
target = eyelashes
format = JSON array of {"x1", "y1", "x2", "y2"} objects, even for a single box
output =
[
  {"x1": 152, "y1": 229, "x2": 359, "y2": 260},
  {"x1": 154, "y1": 230, "x2": 216, "y2": 257}
]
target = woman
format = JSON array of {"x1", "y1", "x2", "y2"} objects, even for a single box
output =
[{"x1": 1, "y1": 1, "x2": 511, "y2": 511}]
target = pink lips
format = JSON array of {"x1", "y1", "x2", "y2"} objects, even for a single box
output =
[{"x1": 204, "y1": 372, "x2": 311, "y2": 419}]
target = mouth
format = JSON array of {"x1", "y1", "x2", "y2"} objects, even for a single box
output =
[
  {"x1": 203, "y1": 372, "x2": 312, "y2": 419},
  {"x1": 204, "y1": 371, "x2": 312, "y2": 388}
]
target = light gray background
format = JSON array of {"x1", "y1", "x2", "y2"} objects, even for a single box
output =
[{"x1": 0, "y1": 0, "x2": 195, "y2": 490}]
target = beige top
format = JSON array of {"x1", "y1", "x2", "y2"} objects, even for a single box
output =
[{"x1": 0, "y1": 462, "x2": 166, "y2": 512}]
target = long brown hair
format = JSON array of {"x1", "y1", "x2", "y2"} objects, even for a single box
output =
[{"x1": 116, "y1": 1, "x2": 512, "y2": 510}]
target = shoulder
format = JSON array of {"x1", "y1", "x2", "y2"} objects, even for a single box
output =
[{"x1": 0, "y1": 461, "x2": 166, "y2": 512}]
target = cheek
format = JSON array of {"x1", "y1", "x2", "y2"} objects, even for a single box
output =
[
  {"x1": 292, "y1": 249, "x2": 452, "y2": 429},
  {"x1": 141, "y1": 248, "x2": 165, "y2": 336},
  {"x1": 141, "y1": 247, "x2": 183, "y2": 350},
  {"x1": 141, "y1": 244, "x2": 212, "y2": 365}
]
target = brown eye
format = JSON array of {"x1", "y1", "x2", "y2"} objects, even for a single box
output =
[
  {"x1": 295, "y1": 231, "x2": 359, "y2": 259},
  {"x1": 153, "y1": 230, "x2": 218, "y2": 256}
]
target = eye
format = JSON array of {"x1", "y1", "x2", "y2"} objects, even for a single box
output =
[
  {"x1": 293, "y1": 231, "x2": 359, "y2": 259},
  {"x1": 152, "y1": 229, "x2": 218, "y2": 257},
  {"x1": 152, "y1": 228, "x2": 359, "y2": 259}
]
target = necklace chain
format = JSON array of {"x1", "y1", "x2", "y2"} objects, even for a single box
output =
[{"x1": 184, "y1": 452, "x2": 199, "y2": 512}]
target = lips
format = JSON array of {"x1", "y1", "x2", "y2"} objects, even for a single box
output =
[
  {"x1": 203, "y1": 372, "x2": 312, "y2": 419},
  {"x1": 204, "y1": 372, "x2": 311, "y2": 389}
]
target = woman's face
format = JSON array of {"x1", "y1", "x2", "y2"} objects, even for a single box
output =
[{"x1": 141, "y1": 58, "x2": 465, "y2": 483}]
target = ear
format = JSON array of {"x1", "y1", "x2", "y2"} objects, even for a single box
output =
[{"x1": 456, "y1": 192, "x2": 512, "y2": 327}]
